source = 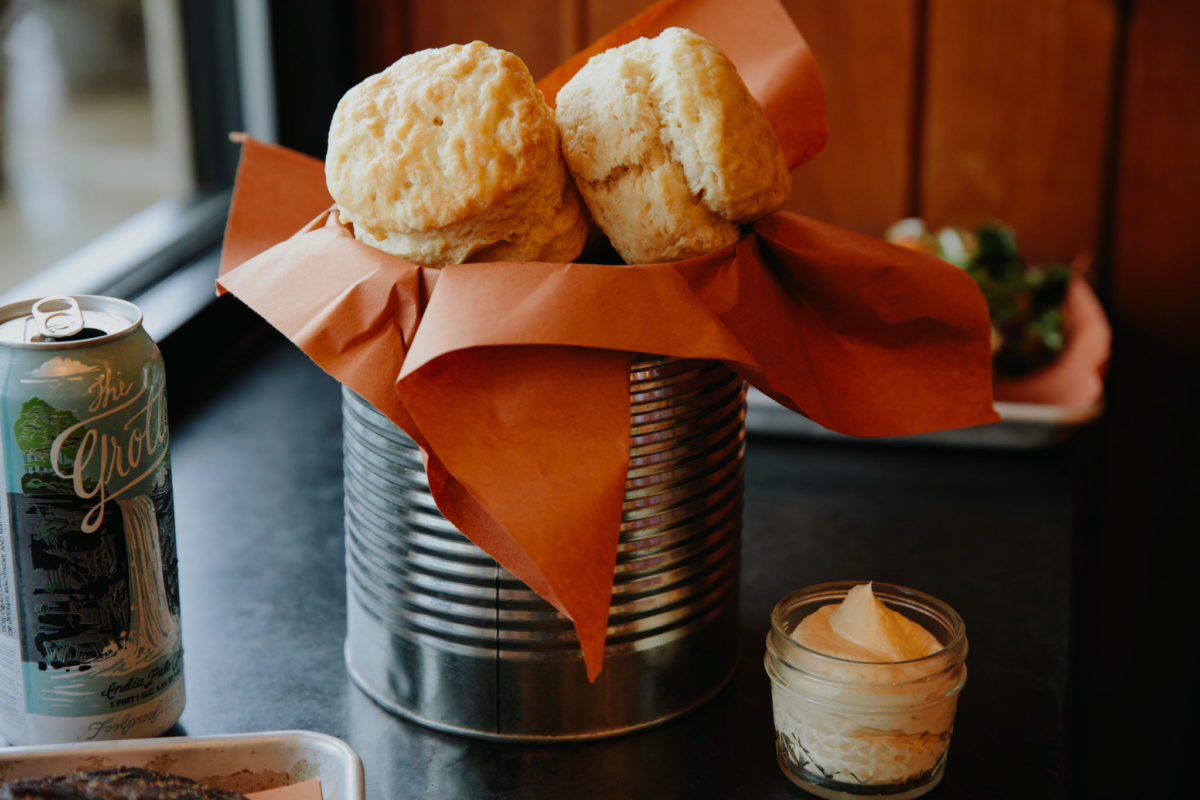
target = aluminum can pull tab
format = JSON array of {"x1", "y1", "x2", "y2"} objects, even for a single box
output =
[{"x1": 31, "y1": 295, "x2": 85, "y2": 339}]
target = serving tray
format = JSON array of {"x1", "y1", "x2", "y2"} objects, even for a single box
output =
[{"x1": 0, "y1": 730, "x2": 364, "y2": 800}]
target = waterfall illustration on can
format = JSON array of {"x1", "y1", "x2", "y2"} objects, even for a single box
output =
[{"x1": 0, "y1": 296, "x2": 184, "y2": 745}]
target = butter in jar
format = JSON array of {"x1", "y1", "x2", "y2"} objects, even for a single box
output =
[{"x1": 764, "y1": 581, "x2": 967, "y2": 800}]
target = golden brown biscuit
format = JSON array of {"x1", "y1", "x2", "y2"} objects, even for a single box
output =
[
  {"x1": 326, "y1": 41, "x2": 587, "y2": 266},
  {"x1": 555, "y1": 27, "x2": 790, "y2": 264}
]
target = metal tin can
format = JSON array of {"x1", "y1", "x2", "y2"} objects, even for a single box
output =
[
  {"x1": 0, "y1": 296, "x2": 184, "y2": 745},
  {"x1": 342, "y1": 354, "x2": 744, "y2": 740}
]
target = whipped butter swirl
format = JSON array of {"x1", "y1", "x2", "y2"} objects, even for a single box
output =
[
  {"x1": 765, "y1": 582, "x2": 967, "y2": 797},
  {"x1": 790, "y1": 582, "x2": 942, "y2": 662}
]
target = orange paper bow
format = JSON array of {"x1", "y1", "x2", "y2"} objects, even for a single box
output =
[{"x1": 217, "y1": 0, "x2": 999, "y2": 680}]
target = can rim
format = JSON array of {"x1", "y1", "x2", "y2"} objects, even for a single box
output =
[{"x1": 0, "y1": 295, "x2": 143, "y2": 349}]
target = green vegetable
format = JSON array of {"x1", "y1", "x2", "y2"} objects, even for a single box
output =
[{"x1": 886, "y1": 220, "x2": 1070, "y2": 377}]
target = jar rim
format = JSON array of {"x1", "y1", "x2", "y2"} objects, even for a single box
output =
[{"x1": 768, "y1": 580, "x2": 967, "y2": 667}]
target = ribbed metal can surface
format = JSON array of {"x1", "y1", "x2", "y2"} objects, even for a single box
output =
[{"x1": 342, "y1": 354, "x2": 745, "y2": 740}]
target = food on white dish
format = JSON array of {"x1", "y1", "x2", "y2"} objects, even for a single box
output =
[{"x1": 887, "y1": 218, "x2": 1072, "y2": 377}]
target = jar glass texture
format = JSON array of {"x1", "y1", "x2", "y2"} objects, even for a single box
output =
[{"x1": 764, "y1": 581, "x2": 967, "y2": 800}]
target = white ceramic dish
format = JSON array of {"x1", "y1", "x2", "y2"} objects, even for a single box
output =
[
  {"x1": 746, "y1": 387, "x2": 1103, "y2": 449},
  {"x1": 745, "y1": 273, "x2": 1110, "y2": 450},
  {"x1": 0, "y1": 730, "x2": 364, "y2": 799}
]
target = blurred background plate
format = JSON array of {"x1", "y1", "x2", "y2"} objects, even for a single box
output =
[{"x1": 747, "y1": 277, "x2": 1110, "y2": 449}]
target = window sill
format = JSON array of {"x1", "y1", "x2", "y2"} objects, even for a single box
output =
[{"x1": 1, "y1": 190, "x2": 230, "y2": 308}]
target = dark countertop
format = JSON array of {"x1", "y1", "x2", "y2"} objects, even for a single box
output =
[{"x1": 166, "y1": 321, "x2": 1076, "y2": 799}]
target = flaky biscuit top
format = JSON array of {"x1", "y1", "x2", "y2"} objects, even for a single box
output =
[
  {"x1": 556, "y1": 27, "x2": 790, "y2": 264},
  {"x1": 650, "y1": 27, "x2": 791, "y2": 221},
  {"x1": 326, "y1": 41, "x2": 563, "y2": 240}
]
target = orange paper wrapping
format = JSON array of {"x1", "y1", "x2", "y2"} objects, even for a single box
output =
[
  {"x1": 247, "y1": 779, "x2": 322, "y2": 800},
  {"x1": 217, "y1": 0, "x2": 999, "y2": 680}
]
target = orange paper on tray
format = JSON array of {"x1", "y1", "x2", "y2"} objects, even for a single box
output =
[
  {"x1": 247, "y1": 780, "x2": 322, "y2": 800},
  {"x1": 217, "y1": 0, "x2": 999, "y2": 680}
]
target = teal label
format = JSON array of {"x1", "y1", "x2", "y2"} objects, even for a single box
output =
[
  {"x1": 22, "y1": 649, "x2": 182, "y2": 716},
  {"x1": 2, "y1": 342, "x2": 182, "y2": 717}
]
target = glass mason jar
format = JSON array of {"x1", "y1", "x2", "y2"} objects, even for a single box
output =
[{"x1": 764, "y1": 581, "x2": 968, "y2": 800}]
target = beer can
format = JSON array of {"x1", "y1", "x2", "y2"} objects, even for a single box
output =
[{"x1": 0, "y1": 296, "x2": 184, "y2": 745}]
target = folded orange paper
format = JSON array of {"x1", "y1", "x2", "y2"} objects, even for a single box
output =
[
  {"x1": 246, "y1": 779, "x2": 322, "y2": 800},
  {"x1": 217, "y1": 0, "x2": 999, "y2": 680}
]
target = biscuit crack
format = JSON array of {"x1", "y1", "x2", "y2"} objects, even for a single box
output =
[{"x1": 597, "y1": 163, "x2": 634, "y2": 188}]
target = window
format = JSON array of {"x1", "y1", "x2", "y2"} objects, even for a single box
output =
[
  {"x1": 1, "y1": 0, "x2": 164, "y2": 288},
  {"x1": 0, "y1": 0, "x2": 280, "y2": 341}
]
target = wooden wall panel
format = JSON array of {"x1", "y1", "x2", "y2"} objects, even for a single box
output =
[
  {"x1": 581, "y1": 0, "x2": 654, "y2": 43},
  {"x1": 355, "y1": 0, "x2": 579, "y2": 81},
  {"x1": 781, "y1": 0, "x2": 918, "y2": 236},
  {"x1": 920, "y1": 0, "x2": 1118, "y2": 264},
  {"x1": 1110, "y1": 0, "x2": 1200, "y2": 352},
  {"x1": 351, "y1": 0, "x2": 409, "y2": 78},
  {"x1": 1073, "y1": 3, "x2": 1200, "y2": 790},
  {"x1": 406, "y1": 0, "x2": 579, "y2": 79}
]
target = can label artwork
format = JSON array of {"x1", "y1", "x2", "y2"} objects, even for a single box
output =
[{"x1": 0, "y1": 297, "x2": 184, "y2": 744}]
